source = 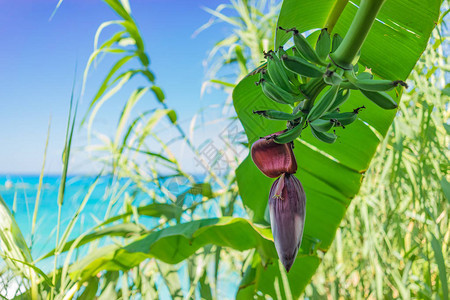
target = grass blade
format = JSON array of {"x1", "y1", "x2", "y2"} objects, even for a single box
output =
[
  {"x1": 30, "y1": 118, "x2": 51, "y2": 247},
  {"x1": 430, "y1": 233, "x2": 448, "y2": 300}
]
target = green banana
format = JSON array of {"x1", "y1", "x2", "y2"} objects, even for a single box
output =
[
  {"x1": 310, "y1": 118, "x2": 334, "y2": 132},
  {"x1": 281, "y1": 55, "x2": 324, "y2": 78},
  {"x1": 293, "y1": 100, "x2": 305, "y2": 115},
  {"x1": 357, "y1": 72, "x2": 373, "y2": 80},
  {"x1": 292, "y1": 47, "x2": 307, "y2": 60},
  {"x1": 253, "y1": 109, "x2": 302, "y2": 121},
  {"x1": 331, "y1": 33, "x2": 343, "y2": 53},
  {"x1": 327, "y1": 89, "x2": 351, "y2": 112},
  {"x1": 267, "y1": 52, "x2": 299, "y2": 94},
  {"x1": 276, "y1": 47, "x2": 301, "y2": 86},
  {"x1": 322, "y1": 111, "x2": 358, "y2": 126},
  {"x1": 303, "y1": 77, "x2": 327, "y2": 96},
  {"x1": 360, "y1": 90, "x2": 398, "y2": 109},
  {"x1": 291, "y1": 47, "x2": 309, "y2": 83},
  {"x1": 315, "y1": 29, "x2": 331, "y2": 61},
  {"x1": 258, "y1": 69, "x2": 273, "y2": 86},
  {"x1": 274, "y1": 122, "x2": 303, "y2": 144},
  {"x1": 291, "y1": 30, "x2": 324, "y2": 65},
  {"x1": 276, "y1": 46, "x2": 287, "y2": 59},
  {"x1": 310, "y1": 126, "x2": 337, "y2": 143},
  {"x1": 307, "y1": 85, "x2": 340, "y2": 121},
  {"x1": 258, "y1": 71, "x2": 291, "y2": 104},
  {"x1": 324, "y1": 70, "x2": 343, "y2": 86},
  {"x1": 354, "y1": 79, "x2": 407, "y2": 92},
  {"x1": 345, "y1": 70, "x2": 407, "y2": 92},
  {"x1": 260, "y1": 79, "x2": 299, "y2": 105}
]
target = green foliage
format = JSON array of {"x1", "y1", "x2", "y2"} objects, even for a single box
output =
[
  {"x1": 0, "y1": 195, "x2": 40, "y2": 298},
  {"x1": 67, "y1": 217, "x2": 275, "y2": 281},
  {"x1": 0, "y1": 0, "x2": 447, "y2": 299}
]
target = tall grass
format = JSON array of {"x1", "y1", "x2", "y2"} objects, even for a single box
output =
[{"x1": 197, "y1": 0, "x2": 280, "y2": 97}]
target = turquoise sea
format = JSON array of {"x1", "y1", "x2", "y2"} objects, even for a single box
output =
[
  {"x1": 0, "y1": 175, "x2": 122, "y2": 258},
  {"x1": 0, "y1": 174, "x2": 216, "y2": 258}
]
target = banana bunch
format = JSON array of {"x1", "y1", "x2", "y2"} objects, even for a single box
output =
[{"x1": 254, "y1": 27, "x2": 408, "y2": 144}]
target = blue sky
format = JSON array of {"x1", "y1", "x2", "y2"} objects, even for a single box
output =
[{"x1": 0, "y1": 0, "x2": 238, "y2": 174}]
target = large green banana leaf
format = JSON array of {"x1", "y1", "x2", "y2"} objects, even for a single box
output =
[
  {"x1": 68, "y1": 217, "x2": 276, "y2": 282},
  {"x1": 233, "y1": 0, "x2": 441, "y2": 297},
  {"x1": 68, "y1": 217, "x2": 319, "y2": 293}
]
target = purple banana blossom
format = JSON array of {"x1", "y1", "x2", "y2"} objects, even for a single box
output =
[
  {"x1": 251, "y1": 131, "x2": 297, "y2": 178},
  {"x1": 269, "y1": 173, "x2": 306, "y2": 272}
]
